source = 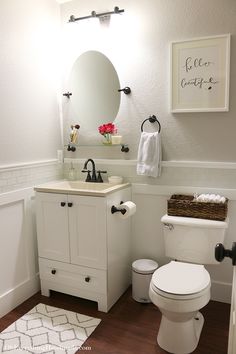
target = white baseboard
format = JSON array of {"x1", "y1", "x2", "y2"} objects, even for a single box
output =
[
  {"x1": 211, "y1": 280, "x2": 232, "y2": 304},
  {"x1": 0, "y1": 274, "x2": 40, "y2": 318}
]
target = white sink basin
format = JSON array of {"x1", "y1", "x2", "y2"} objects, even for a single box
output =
[{"x1": 34, "y1": 180, "x2": 130, "y2": 196}]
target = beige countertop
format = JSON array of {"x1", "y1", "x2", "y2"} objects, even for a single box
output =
[{"x1": 34, "y1": 180, "x2": 130, "y2": 197}]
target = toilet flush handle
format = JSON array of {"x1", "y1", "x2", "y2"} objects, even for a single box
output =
[{"x1": 163, "y1": 223, "x2": 174, "y2": 231}]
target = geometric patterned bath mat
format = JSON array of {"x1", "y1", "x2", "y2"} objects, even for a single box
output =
[{"x1": 0, "y1": 303, "x2": 101, "y2": 353}]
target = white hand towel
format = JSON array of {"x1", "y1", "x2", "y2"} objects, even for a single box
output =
[{"x1": 137, "y1": 131, "x2": 162, "y2": 177}]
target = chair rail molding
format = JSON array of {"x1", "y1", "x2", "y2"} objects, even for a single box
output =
[
  {"x1": 0, "y1": 159, "x2": 58, "y2": 172},
  {"x1": 64, "y1": 158, "x2": 236, "y2": 170}
]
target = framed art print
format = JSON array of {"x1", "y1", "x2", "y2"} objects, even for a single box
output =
[{"x1": 171, "y1": 34, "x2": 230, "y2": 112}]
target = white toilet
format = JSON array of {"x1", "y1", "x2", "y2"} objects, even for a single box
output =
[{"x1": 149, "y1": 214, "x2": 228, "y2": 354}]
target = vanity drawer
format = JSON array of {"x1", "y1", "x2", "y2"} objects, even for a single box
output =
[{"x1": 39, "y1": 258, "x2": 107, "y2": 294}]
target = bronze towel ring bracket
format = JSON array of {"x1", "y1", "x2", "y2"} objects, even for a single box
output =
[{"x1": 141, "y1": 115, "x2": 161, "y2": 133}]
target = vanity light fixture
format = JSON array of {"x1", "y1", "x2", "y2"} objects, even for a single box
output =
[{"x1": 68, "y1": 6, "x2": 124, "y2": 23}]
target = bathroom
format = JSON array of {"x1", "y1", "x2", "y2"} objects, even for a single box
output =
[{"x1": 0, "y1": 0, "x2": 235, "y2": 353}]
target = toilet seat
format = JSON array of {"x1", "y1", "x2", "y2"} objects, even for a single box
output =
[{"x1": 151, "y1": 261, "x2": 211, "y2": 300}]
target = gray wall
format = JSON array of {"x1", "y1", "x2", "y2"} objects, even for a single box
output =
[
  {"x1": 0, "y1": 0, "x2": 62, "y2": 166},
  {"x1": 61, "y1": 0, "x2": 236, "y2": 162}
]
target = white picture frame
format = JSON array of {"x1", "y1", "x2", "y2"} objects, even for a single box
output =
[{"x1": 170, "y1": 34, "x2": 230, "y2": 113}]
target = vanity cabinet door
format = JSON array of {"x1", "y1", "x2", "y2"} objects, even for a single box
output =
[
  {"x1": 68, "y1": 195, "x2": 107, "y2": 270},
  {"x1": 36, "y1": 193, "x2": 70, "y2": 263}
]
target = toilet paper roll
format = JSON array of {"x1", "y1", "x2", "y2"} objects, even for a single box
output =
[{"x1": 117, "y1": 201, "x2": 136, "y2": 219}]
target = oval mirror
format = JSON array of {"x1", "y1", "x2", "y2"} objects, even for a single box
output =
[{"x1": 67, "y1": 51, "x2": 121, "y2": 131}]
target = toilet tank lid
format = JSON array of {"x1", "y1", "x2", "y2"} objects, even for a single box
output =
[{"x1": 161, "y1": 214, "x2": 228, "y2": 229}]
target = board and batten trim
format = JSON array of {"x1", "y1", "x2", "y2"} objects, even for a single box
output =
[
  {"x1": 0, "y1": 187, "x2": 40, "y2": 317},
  {"x1": 0, "y1": 274, "x2": 40, "y2": 318}
]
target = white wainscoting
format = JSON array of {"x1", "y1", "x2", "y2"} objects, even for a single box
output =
[
  {"x1": 0, "y1": 188, "x2": 39, "y2": 318},
  {"x1": 0, "y1": 181, "x2": 233, "y2": 317},
  {"x1": 132, "y1": 184, "x2": 236, "y2": 304}
]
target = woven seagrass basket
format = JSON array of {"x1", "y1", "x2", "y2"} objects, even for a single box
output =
[{"x1": 167, "y1": 194, "x2": 228, "y2": 221}]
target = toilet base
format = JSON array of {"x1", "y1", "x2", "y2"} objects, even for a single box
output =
[{"x1": 157, "y1": 311, "x2": 204, "y2": 354}]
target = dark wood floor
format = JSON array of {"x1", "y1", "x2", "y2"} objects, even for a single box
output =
[{"x1": 0, "y1": 288, "x2": 230, "y2": 354}]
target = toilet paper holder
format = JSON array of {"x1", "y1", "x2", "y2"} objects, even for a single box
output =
[{"x1": 111, "y1": 201, "x2": 126, "y2": 215}]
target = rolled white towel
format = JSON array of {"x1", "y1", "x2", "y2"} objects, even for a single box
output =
[
  {"x1": 214, "y1": 195, "x2": 221, "y2": 203},
  {"x1": 208, "y1": 194, "x2": 217, "y2": 202},
  {"x1": 195, "y1": 193, "x2": 226, "y2": 203},
  {"x1": 196, "y1": 194, "x2": 208, "y2": 202}
]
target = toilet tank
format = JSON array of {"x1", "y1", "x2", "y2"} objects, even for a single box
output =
[{"x1": 161, "y1": 214, "x2": 228, "y2": 265}]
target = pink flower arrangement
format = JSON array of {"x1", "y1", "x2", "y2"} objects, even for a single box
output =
[
  {"x1": 98, "y1": 122, "x2": 117, "y2": 144},
  {"x1": 98, "y1": 122, "x2": 116, "y2": 136}
]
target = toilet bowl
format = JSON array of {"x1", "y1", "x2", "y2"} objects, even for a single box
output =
[
  {"x1": 149, "y1": 261, "x2": 211, "y2": 354},
  {"x1": 149, "y1": 214, "x2": 228, "y2": 353}
]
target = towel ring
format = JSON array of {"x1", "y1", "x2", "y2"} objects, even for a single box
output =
[{"x1": 141, "y1": 115, "x2": 161, "y2": 133}]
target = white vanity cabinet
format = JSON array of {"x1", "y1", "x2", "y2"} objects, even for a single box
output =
[{"x1": 35, "y1": 185, "x2": 131, "y2": 312}]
